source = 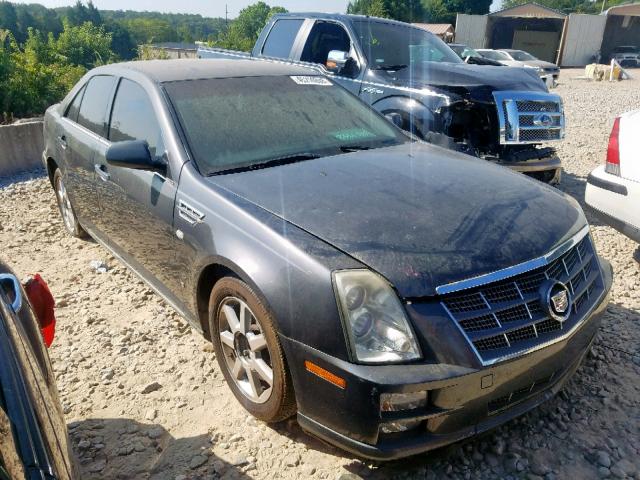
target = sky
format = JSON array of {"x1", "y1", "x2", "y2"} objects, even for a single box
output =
[{"x1": 9, "y1": 0, "x2": 353, "y2": 18}]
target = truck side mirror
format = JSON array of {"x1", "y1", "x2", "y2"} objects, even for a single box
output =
[{"x1": 326, "y1": 50, "x2": 350, "y2": 74}]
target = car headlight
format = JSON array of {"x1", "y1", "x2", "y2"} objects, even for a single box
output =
[{"x1": 333, "y1": 270, "x2": 421, "y2": 364}]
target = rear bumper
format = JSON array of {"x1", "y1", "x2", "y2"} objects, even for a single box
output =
[
  {"x1": 585, "y1": 165, "x2": 640, "y2": 243},
  {"x1": 283, "y1": 259, "x2": 612, "y2": 460}
]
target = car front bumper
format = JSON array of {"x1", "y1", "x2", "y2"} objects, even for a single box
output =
[
  {"x1": 281, "y1": 259, "x2": 612, "y2": 460},
  {"x1": 498, "y1": 155, "x2": 562, "y2": 185}
]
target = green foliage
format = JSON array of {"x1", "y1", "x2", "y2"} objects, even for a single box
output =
[
  {"x1": 213, "y1": 2, "x2": 287, "y2": 52},
  {"x1": 137, "y1": 44, "x2": 170, "y2": 60},
  {"x1": 54, "y1": 21, "x2": 113, "y2": 68},
  {"x1": 0, "y1": 28, "x2": 86, "y2": 119},
  {"x1": 347, "y1": 0, "x2": 424, "y2": 22},
  {"x1": 119, "y1": 17, "x2": 178, "y2": 45}
]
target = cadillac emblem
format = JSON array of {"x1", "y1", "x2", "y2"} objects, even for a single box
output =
[{"x1": 540, "y1": 280, "x2": 572, "y2": 322}]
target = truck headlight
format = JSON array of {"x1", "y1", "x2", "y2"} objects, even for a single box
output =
[{"x1": 333, "y1": 270, "x2": 421, "y2": 364}]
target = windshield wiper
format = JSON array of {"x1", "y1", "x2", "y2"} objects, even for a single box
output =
[
  {"x1": 372, "y1": 64, "x2": 409, "y2": 71},
  {"x1": 209, "y1": 153, "x2": 321, "y2": 175},
  {"x1": 339, "y1": 144, "x2": 373, "y2": 152}
]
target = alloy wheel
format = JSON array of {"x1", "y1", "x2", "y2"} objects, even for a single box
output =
[
  {"x1": 55, "y1": 175, "x2": 76, "y2": 233},
  {"x1": 218, "y1": 296, "x2": 274, "y2": 404}
]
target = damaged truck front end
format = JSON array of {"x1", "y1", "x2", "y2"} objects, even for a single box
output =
[{"x1": 368, "y1": 70, "x2": 565, "y2": 185}]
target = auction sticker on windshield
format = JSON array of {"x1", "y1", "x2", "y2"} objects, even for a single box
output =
[{"x1": 290, "y1": 76, "x2": 332, "y2": 86}]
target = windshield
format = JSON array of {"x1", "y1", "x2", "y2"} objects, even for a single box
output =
[
  {"x1": 479, "y1": 50, "x2": 509, "y2": 61},
  {"x1": 509, "y1": 50, "x2": 537, "y2": 61},
  {"x1": 164, "y1": 76, "x2": 405, "y2": 175},
  {"x1": 352, "y1": 20, "x2": 462, "y2": 69}
]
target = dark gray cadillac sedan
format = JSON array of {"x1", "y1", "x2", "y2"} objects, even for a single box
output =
[{"x1": 43, "y1": 59, "x2": 612, "y2": 460}]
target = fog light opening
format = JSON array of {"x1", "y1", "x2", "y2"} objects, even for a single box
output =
[
  {"x1": 380, "y1": 419, "x2": 422, "y2": 434},
  {"x1": 380, "y1": 391, "x2": 427, "y2": 412}
]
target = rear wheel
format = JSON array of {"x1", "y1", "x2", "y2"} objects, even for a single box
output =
[
  {"x1": 209, "y1": 277, "x2": 296, "y2": 422},
  {"x1": 53, "y1": 169, "x2": 87, "y2": 238}
]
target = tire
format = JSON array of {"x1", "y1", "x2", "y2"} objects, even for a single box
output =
[
  {"x1": 209, "y1": 277, "x2": 296, "y2": 423},
  {"x1": 53, "y1": 169, "x2": 88, "y2": 239}
]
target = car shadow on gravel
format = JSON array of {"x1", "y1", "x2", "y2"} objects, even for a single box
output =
[
  {"x1": 558, "y1": 171, "x2": 607, "y2": 228},
  {"x1": 69, "y1": 418, "x2": 252, "y2": 480}
]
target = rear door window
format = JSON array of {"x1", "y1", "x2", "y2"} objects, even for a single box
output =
[
  {"x1": 77, "y1": 75, "x2": 116, "y2": 137},
  {"x1": 65, "y1": 84, "x2": 86, "y2": 122},
  {"x1": 108, "y1": 78, "x2": 164, "y2": 159},
  {"x1": 262, "y1": 19, "x2": 304, "y2": 59}
]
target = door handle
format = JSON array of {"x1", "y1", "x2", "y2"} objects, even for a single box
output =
[
  {"x1": 57, "y1": 135, "x2": 67, "y2": 150},
  {"x1": 94, "y1": 164, "x2": 111, "y2": 182},
  {"x1": 0, "y1": 273, "x2": 23, "y2": 313}
]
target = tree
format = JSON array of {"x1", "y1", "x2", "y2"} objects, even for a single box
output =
[
  {"x1": 214, "y1": 2, "x2": 287, "y2": 52},
  {"x1": 347, "y1": 0, "x2": 423, "y2": 22},
  {"x1": 54, "y1": 21, "x2": 113, "y2": 68},
  {"x1": 422, "y1": 0, "x2": 451, "y2": 22},
  {"x1": 0, "y1": 2, "x2": 18, "y2": 34},
  {"x1": 120, "y1": 17, "x2": 178, "y2": 45},
  {"x1": 105, "y1": 20, "x2": 135, "y2": 60}
]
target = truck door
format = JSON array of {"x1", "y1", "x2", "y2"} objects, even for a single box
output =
[{"x1": 296, "y1": 20, "x2": 363, "y2": 96}]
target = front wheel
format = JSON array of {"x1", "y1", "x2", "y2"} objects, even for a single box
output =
[
  {"x1": 209, "y1": 277, "x2": 296, "y2": 422},
  {"x1": 53, "y1": 169, "x2": 87, "y2": 238}
]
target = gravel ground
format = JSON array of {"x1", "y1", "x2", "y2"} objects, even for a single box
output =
[{"x1": 0, "y1": 69, "x2": 639, "y2": 480}]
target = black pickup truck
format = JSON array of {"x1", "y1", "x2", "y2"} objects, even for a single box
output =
[{"x1": 199, "y1": 13, "x2": 565, "y2": 184}]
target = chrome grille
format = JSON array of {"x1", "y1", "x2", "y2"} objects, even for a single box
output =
[
  {"x1": 441, "y1": 232, "x2": 604, "y2": 365},
  {"x1": 493, "y1": 91, "x2": 565, "y2": 145}
]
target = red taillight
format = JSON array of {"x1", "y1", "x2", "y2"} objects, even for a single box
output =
[
  {"x1": 23, "y1": 274, "x2": 56, "y2": 348},
  {"x1": 605, "y1": 117, "x2": 621, "y2": 176}
]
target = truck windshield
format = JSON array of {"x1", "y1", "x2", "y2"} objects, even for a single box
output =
[
  {"x1": 352, "y1": 20, "x2": 462, "y2": 69},
  {"x1": 164, "y1": 75, "x2": 406, "y2": 175}
]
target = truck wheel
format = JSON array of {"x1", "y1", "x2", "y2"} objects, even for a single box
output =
[
  {"x1": 209, "y1": 277, "x2": 296, "y2": 423},
  {"x1": 53, "y1": 169, "x2": 88, "y2": 238}
]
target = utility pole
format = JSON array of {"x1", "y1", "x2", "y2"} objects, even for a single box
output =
[
  {"x1": 225, "y1": 4, "x2": 229, "y2": 28},
  {"x1": 600, "y1": 0, "x2": 606, "y2": 14}
]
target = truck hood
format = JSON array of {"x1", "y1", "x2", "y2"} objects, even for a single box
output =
[
  {"x1": 380, "y1": 62, "x2": 546, "y2": 93},
  {"x1": 209, "y1": 143, "x2": 585, "y2": 298}
]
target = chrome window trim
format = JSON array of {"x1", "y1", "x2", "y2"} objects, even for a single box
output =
[
  {"x1": 60, "y1": 117, "x2": 111, "y2": 148},
  {"x1": 435, "y1": 224, "x2": 591, "y2": 296}
]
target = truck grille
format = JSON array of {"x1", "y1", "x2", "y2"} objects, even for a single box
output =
[
  {"x1": 441, "y1": 232, "x2": 604, "y2": 365},
  {"x1": 494, "y1": 91, "x2": 564, "y2": 145}
]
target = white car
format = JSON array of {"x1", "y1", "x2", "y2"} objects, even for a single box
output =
[
  {"x1": 585, "y1": 110, "x2": 640, "y2": 243},
  {"x1": 478, "y1": 49, "x2": 560, "y2": 83}
]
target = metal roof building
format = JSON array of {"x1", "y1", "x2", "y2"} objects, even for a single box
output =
[{"x1": 456, "y1": 1, "x2": 640, "y2": 67}]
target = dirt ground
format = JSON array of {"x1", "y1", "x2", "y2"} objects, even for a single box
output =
[{"x1": 0, "y1": 69, "x2": 639, "y2": 480}]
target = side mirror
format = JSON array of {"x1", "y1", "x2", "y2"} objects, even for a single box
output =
[
  {"x1": 106, "y1": 140, "x2": 165, "y2": 173},
  {"x1": 326, "y1": 50, "x2": 350, "y2": 74},
  {"x1": 385, "y1": 112, "x2": 403, "y2": 128}
]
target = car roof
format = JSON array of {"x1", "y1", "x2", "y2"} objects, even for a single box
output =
[{"x1": 90, "y1": 58, "x2": 320, "y2": 83}]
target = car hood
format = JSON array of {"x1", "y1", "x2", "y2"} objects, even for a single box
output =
[
  {"x1": 525, "y1": 60, "x2": 559, "y2": 69},
  {"x1": 380, "y1": 62, "x2": 545, "y2": 92},
  {"x1": 209, "y1": 143, "x2": 585, "y2": 298}
]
